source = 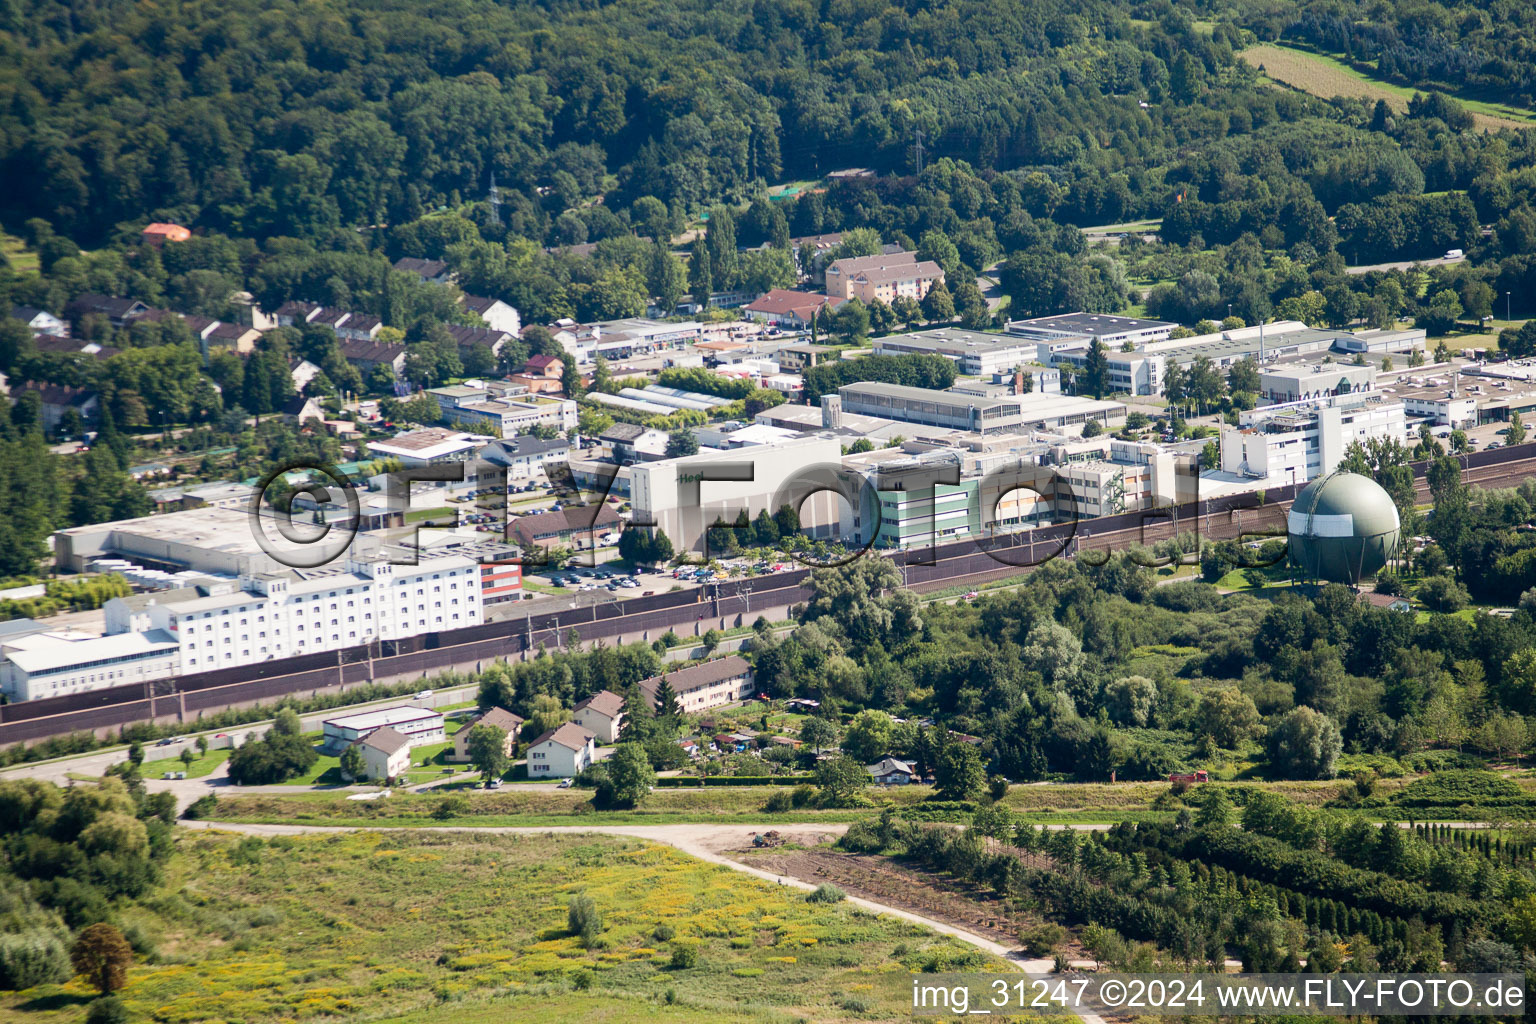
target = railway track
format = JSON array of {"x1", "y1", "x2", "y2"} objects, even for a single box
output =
[{"x1": 5, "y1": 444, "x2": 1536, "y2": 746}]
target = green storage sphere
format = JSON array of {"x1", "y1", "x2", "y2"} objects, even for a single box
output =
[{"x1": 1287, "y1": 471, "x2": 1402, "y2": 584}]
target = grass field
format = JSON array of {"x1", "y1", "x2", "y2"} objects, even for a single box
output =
[
  {"x1": 204, "y1": 777, "x2": 1379, "y2": 828},
  {"x1": 0, "y1": 230, "x2": 39, "y2": 273},
  {"x1": 142, "y1": 747, "x2": 232, "y2": 780},
  {"x1": 1238, "y1": 43, "x2": 1536, "y2": 132},
  {"x1": 3, "y1": 831, "x2": 1004, "y2": 1024}
]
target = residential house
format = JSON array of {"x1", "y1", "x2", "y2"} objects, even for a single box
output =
[
  {"x1": 205, "y1": 322, "x2": 260, "y2": 355},
  {"x1": 572, "y1": 690, "x2": 626, "y2": 743},
  {"x1": 481, "y1": 435, "x2": 569, "y2": 479},
  {"x1": 393, "y1": 257, "x2": 452, "y2": 285},
  {"x1": 65, "y1": 294, "x2": 151, "y2": 329},
  {"x1": 506, "y1": 353, "x2": 564, "y2": 394},
  {"x1": 16, "y1": 383, "x2": 98, "y2": 433},
  {"x1": 336, "y1": 313, "x2": 382, "y2": 342},
  {"x1": 141, "y1": 223, "x2": 191, "y2": 246},
  {"x1": 866, "y1": 757, "x2": 917, "y2": 785},
  {"x1": 637, "y1": 656, "x2": 755, "y2": 714},
  {"x1": 509, "y1": 506, "x2": 623, "y2": 550},
  {"x1": 462, "y1": 295, "x2": 521, "y2": 335},
  {"x1": 1359, "y1": 592, "x2": 1412, "y2": 613},
  {"x1": 339, "y1": 338, "x2": 407, "y2": 378},
  {"x1": 10, "y1": 306, "x2": 67, "y2": 338},
  {"x1": 288, "y1": 358, "x2": 323, "y2": 394},
  {"x1": 599, "y1": 422, "x2": 669, "y2": 463},
  {"x1": 32, "y1": 337, "x2": 117, "y2": 361},
  {"x1": 273, "y1": 301, "x2": 322, "y2": 328},
  {"x1": 444, "y1": 324, "x2": 513, "y2": 363},
  {"x1": 743, "y1": 289, "x2": 843, "y2": 330},
  {"x1": 279, "y1": 395, "x2": 325, "y2": 426},
  {"x1": 824, "y1": 251, "x2": 944, "y2": 305},
  {"x1": 357, "y1": 726, "x2": 413, "y2": 782},
  {"x1": 526, "y1": 722, "x2": 596, "y2": 778},
  {"x1": 523, "y1": 354, "x2": 564, "y2": 379},
  {"x1": 450, "y1": 706, "x2": 525, "y2": 762}
]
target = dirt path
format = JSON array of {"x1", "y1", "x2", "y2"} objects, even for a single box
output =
[{"x1": 182, "y1": 822, "x2": 1058, "y2": 973}]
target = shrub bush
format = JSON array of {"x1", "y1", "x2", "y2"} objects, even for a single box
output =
[
  {"x1": 806, "y1": 884, "x2": 846, "y2": 903},
  {"x1": 762, "y1": 790, "x2": 793, "y2": 813},
  {"x1": 669, "y1": 944, "x2": 698, "y2": 968},
  {"x1": 567, "y1": 893, "x2": 603, "y2": 948}
]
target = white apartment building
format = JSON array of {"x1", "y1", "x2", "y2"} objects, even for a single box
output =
[
  {"x1": 104, "y1": 551, "x2": 482, "y2": 675},
  {"x1": 1219, "y1": 395, "x2": 1406, "y2": 484}
]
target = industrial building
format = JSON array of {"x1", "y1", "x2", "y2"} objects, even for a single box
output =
[
  {"x1": 629, "y1": 436, "x2": 850, "y2": 553},
  {"x1": 1259, "y1": 362, "x2": 1376, "y2": 404},
  {"x1": 836, "y1": 382, "x2": 1124, "y2": 436},
  {"x1": 1218, "y1": 394, "x2": 1406, "y2": 485},
  {"x1": 872, "y1": 328, "x2": 1040, "y2": 377}
]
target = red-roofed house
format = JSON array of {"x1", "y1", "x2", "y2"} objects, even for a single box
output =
[
  {"x1": 572, "y1": 690, "x2": 626, "y2": 743},
  {"x1": 141, "y1": 223, "x2": 191, "y2": 246},
  {"x1": 743, "y1": 289, "x2": 843, "y2": 329}
]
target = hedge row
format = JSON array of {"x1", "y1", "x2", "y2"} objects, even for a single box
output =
[{"x1": 654, "y1": 775, "x2": 814, "y2": 787}]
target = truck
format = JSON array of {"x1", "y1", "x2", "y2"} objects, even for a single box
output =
[{"x1": 1168, "y1": 771, "x2": 1209, "y2": 784}]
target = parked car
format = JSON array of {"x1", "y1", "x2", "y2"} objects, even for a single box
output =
[{"x1": 415, "y1": 690, "x2": 432, "y2": 700}]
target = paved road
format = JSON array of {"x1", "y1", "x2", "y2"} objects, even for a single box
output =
[
  {"x1": 1346, "y1": 254, "x2": 1465, "y2": 276},
  {"x1": 0, "y1": 683, "x2": 479, "y2": 788}
]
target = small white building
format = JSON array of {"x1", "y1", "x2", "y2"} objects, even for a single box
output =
[
  {"x1": 322, "y1": 705, "x2": 445, "y2": 753},
  {"x1": 357, "y1": 726, "x2": 413, "y2": 782},
  {"x1": 527, "y1": 722, "x2": 596, "y2": 778},
  {"x1": 571, "y1": 690, "x2": 626, "y2": 743}
]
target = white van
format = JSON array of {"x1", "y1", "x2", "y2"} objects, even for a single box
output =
[{"x1": 1444, "y1": 248, "x2": 1464, "y2": 260}]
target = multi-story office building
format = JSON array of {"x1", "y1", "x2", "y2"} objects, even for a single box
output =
[
  {"x1": 630, "y1": 437, "x2": 849, "y2": 553},
  {"x1": 429, "y1": 383, "x2": 577, "y2": 435},
  {"x1": 104, "y1": 551, "x2": 483, "y2": 675},
  {"x1": 1219, "y1": 394, "x2": 1406, "y2": 484},
  {"x1": 1259, "y1": 362, "x2": 1376, "y2": 405},
  {"x1": 1006, "y1": 313, "x2": 1177, "y2": 349}
]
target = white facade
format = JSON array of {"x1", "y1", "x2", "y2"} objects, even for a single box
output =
[
  {"x1": 0, "y1": 630, "x2": 179, "y2": 702},
  {"x1": 873, "y1": 329, "x2": 1038, "y2": 377},
  {"x1": 630, "y1": 437, "x2": 849, "y2": 553},
  {"x1": 1219, "y1": 395, "x2": 1406, "y2": 484},
  {"x1": 322, "y1": 705, "x2": 446, "y2": 751},
  {"x1": 105, "y1": 552, "x2": 483, "y2": 675},
  {"x1": 360, "y1": 738, "x2": 412, "y2": 782},
  {"x1": 527, "y1": 724, "x2": 596, "y2": 778}
]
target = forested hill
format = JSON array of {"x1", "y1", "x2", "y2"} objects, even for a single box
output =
[
  {"x1": 0, "y1": 0, "x2": 1288, "y2": 244},
  {"x1": 1233, "y1": 0, "x2": 1536, "y2": 109}
]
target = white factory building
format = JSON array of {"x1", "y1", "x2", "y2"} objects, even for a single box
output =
[
  {"x1": 873, "y1": 328, "x2": 1041, "y2": 377},
  {"x1": 630, "y1": 436, "x2": 852, "y2": 554},
  {"x1": 1218, "y1": 394, "x2": 1406, "y2": 485},
  {"x1": 104, "y1": 551, "x2": 482, "y2": 675}
]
